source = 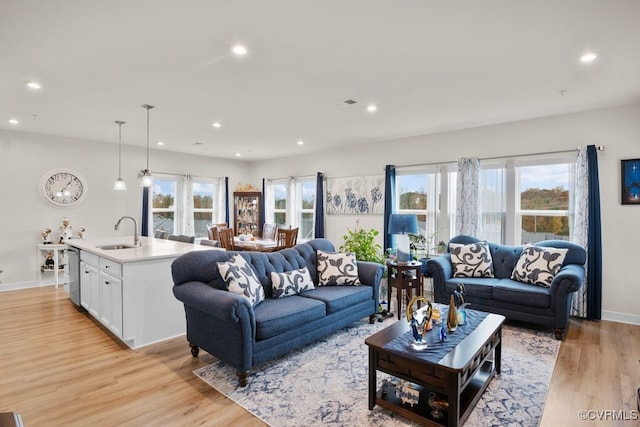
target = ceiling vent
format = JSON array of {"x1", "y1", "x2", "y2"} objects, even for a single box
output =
[{"x1": 333, "y1": 99, "x2": 359, "y2": 109}]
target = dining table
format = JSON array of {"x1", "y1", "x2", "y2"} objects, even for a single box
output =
[{"x1": 233, "y1": 237, "x2": 278, "y2": 252}]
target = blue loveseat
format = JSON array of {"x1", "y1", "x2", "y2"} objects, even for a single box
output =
[
  {"x1": 426, "y1": 235, "x2": 586, "y2": 340},
  {"x1": 171, "y1": 238, "x2": 384, "y2": 386}
]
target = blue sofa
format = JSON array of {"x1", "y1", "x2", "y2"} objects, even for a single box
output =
[
  {"x1": 171, "y1": 238, "x2": 384, "y2": 386},
  {"x1": 426, "y1": 235, "x2": 586, "y2": 340}
]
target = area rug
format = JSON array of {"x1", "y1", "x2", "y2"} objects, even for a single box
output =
[{"x1": 194, "y1": 318, "x2": 559, "y2": 426}]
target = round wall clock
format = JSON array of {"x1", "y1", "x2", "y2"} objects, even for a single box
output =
[{"x1": 40, "y1": 168, "x2": 88, "y2": 208}]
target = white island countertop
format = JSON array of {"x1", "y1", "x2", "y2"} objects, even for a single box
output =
[{"x1": 67, "y1": 236, "x2": 220, "y2": 263}]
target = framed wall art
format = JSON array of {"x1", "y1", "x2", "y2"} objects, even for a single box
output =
[
  {"x1": 621, "y1": 158, "x2": 640, "y2": 205},
  {"x1": 326, "y1": 175, "x2": 384, "y2": 214}
]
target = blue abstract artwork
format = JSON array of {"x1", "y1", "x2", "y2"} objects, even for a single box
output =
[{"x1": 326, "y1": 175, "x2": 384, "y2": 214}]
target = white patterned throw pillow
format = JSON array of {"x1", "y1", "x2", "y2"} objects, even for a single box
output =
[
  {"x1": 271, "y1": 267, "x2": 315, "y2": 298},
  {"x1": 316, "y1": 250, "x2": 361, "y2": 286},
  {"x1": 511, "y1": 245, "x2": 568, "y2": 287},
  {"x1": 217, "y1": 254, "x2": 265, "y2": 306},
  {"x1": 450, "y1": 241, "x2": 495, "y2": 278}
]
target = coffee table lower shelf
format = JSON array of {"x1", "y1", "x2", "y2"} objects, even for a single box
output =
[{"x1": 375, "y1": 360, "x2": 495, "y2": 427}]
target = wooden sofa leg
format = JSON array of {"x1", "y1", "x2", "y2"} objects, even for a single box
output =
[
  {"x1": 554, "y1": 328, "x2": 566, "y2": 340},
  {"x1": 189, "y1": 343, "x2": 199, "y2": 357},
  {"x1": 237, "y1": 370, "x2": 249, "y2": 387}
]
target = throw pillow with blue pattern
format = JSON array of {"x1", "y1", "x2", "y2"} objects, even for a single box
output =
[
  {"x1": 511, "y1": 244, "x2": 568, "y2": 287},
  {"x1": 217, "y1": 254, "x2": 265, "y2": 306},
  {"x1": 316, "y1": 250, "x2": 361, "y2": 286},
  {"x1": 271, "y1": 267, "x2": 315, "y2": 298},
  {"x1": 450, "y1": 241, "x2": 495, "y2": 278}
]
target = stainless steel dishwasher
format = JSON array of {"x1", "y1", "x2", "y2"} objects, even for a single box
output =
[{"x1": 66, "y1": 246, "x2": 80, "y2": 306}]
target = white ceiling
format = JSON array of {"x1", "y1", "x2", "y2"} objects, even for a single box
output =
[{"x1": 2, "y1": 0, "x2": 640, "y2": 161}]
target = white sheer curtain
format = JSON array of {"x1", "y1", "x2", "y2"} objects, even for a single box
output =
[
  {"x1": 571, "y1": 147, "x2": 588, "y2": 318},
  {"x1": 213, "y1": 177, "x2": 227, "y2": 225},
  {"x1": 178, "y1": 174, "x2": 194, "y2": 235},
  {"x1": 456, "y1": 157, "x2": 480, "y2": 236},
  {"x1": 286, "y1": 177, "x2": 296, "y2": 228},
  {"x1": 264, "y1": 179, "x2": 275, "y2": 225}
]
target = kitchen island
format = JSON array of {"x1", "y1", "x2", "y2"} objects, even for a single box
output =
[{"x1": 67, "y1": 236, "x2": 220, "y2": 349}]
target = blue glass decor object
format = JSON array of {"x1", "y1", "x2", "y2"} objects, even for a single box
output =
[
  {"x1": 439, "y1": 324, "x2": 447, "y2": 342},
  {"x1": 406, "y1": 296, "x2": 432, "y2": 350}
]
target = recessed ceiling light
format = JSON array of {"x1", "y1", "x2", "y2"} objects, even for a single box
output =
[
  {"x1": 231, "y1": 44, "x2": 248, "y2": 56},
  {"x1": 26, "y1": 81, "x2": 41, "y2": 90},
  {"x1": 579, "y1": 52, "x2": 598, "y2": 63},
  {"x1": 8, "y1": 118, "x2": 19, "y2": 125},
  {"x1": 235, "y1": 152, "x2": 241, "y2": 157},
  {"x1": 297, "y1": 140, "x2": 304, "y2": 146},
  {"x1": 193, "y1": 141, "x2": 204, "y2": 146},
  {"x1": 212, "y1": 122, "x2": 222, "y2": 128},
  {"x1": 157, "y1": 141, "x2": 164, "y2": 146},
  {"x1": 366, "y1": 104, "x2": 378, "y2": 113}
]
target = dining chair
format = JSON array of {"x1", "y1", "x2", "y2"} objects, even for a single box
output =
[
  {"x1": 262, "y1": 223, "x2": 277, "y2": 240},
  {"x1": 208, "y1": 223, "x2": 228, "y2": 241},
  {"x1": 168, "y1": 234, "x2": 195, "y2": 243},
  {"x1": 219, "y1": 228, "x2": 236, "y2": 250},
  {"x1": 154, "y1": 230, "x2": 169, "y2": 239},
  {"x1": 276, "y1": 227, "x2": 298, "y2": 249},
  {"x1": 199, "y1": 239, "x2": 221, "y2": 248}
]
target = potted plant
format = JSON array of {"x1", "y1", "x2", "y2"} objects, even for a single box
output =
[{"x1": 339, "y1": 221, "x2": 384, "y2": 264}]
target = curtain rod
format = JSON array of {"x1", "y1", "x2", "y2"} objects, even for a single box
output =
[
  {"x1": 151, "y1": 170, "x2": 224, "y2": 180},
  {"x1": 393, "y1": 145, "x2": 605, "y2": 169},
  {"x1": 266, "y1": 174, "x2": 315, "y2": 181}
]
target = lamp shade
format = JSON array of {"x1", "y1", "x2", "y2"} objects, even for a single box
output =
[{"x1": 388, "y1": 214, "x2": 418, "y2": 235}]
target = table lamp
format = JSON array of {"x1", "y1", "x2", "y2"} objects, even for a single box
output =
[{"x1": 388, "y1": 214, "x2": 418, "y2": 264}]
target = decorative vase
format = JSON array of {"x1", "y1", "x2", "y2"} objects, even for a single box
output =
[{"x1": 447, "y1": 294, "x2": 458, "y2": 332}]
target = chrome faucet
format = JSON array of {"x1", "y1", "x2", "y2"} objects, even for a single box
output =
[{"x1": 114, "y1": 216, "x2": 139, "y2": 246}]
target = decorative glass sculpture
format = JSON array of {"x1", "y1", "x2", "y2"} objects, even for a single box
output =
[{"x1": 406, "y1": 296, "x2": 432, "y2": 350}]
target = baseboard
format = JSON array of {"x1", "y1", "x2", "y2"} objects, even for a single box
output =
[
  {"x1": 0, "y1": 280, "x2": 40, "y2": 292},
  {"x1": 602, "y1": 310, "x2": 640, "y2": 326}
]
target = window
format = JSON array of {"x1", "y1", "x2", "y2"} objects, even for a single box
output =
[
  {"x1": 394, "y1": 154, "x2": 576, "y2": 248},
  {"x1": 265, "y1": 177, "x2": 317, "y2": 240},
  {"x1": 297, "y1": 179, "x2": 315, "y2": 239},
  {"x1": 152, "y1": 177, "x2": 177, "y2": 234},
  {"x1": 516, "y1": 162, "x2": 572, "y2": 243},
  {"x1": 272, "y1": 180, "x2": 288, "y2": 227},
  {"x1": 192, "y1": 179, "x2": 216, "y2": 238},
  {"x1": 151, "y1": 175, "x2": 222, "y2": 237},
  {"x1": 395, "y1": 168, "x2": 444, "y2": 254}
]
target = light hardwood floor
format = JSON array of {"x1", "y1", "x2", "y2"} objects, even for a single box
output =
[{"x1": 1, "y1": 286, "x2": 638, "y2": 426}]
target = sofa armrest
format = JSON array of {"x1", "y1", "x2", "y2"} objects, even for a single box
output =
[
  {"x1": 357, "y1": 261, "x2": 384, "y2": 310},
  {"x1": 357, "y1": 261, "x2": 384, "y2": 286},
  {"x1": 426, "y1": 255, "x2": 453, "y2": 303},
  {"x1": 173, "y1": 281, "x2": 255, "y2": 324},
  {"x1": 550, "y1": 264, "x2": 585, "y2": 300}
]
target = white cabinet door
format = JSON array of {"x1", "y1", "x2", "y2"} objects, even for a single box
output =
[
  {"x1": 80, "y1": 262, "x2": 100, "y2": 317},
  {"x1": 99, "y1": 271, "x2": 123, "y2": 339}
]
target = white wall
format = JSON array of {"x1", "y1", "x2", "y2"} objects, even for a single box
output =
[
  {"x1": 250, "y1": 102, "x2": 640, "y2": 324},
  {"x1": 0, "y1": 130, "x2": 251, "y2": 287}
]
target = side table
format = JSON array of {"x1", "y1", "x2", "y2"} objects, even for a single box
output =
[
  {"x1": 37, "y1": 243, "x2": 67, "y2": 287},
  {"x1": 387, "y1": 260, "x2": 423, "y2": 320}
]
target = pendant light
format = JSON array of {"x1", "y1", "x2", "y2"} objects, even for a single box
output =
[
  {"x1": 140, "y1": 104, "x2": 154, "y2": 187},
  {"x1": 113, "y1": 120, "x2": 127, "y2": 190}
]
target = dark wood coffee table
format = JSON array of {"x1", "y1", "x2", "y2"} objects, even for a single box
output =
[{"x1": 365, "y1": 311, "x2": 505, "y2": 426}]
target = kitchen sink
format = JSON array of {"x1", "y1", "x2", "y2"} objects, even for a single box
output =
[{"x1": 96, "y1": 244, "x2": 137, "y2": 250}]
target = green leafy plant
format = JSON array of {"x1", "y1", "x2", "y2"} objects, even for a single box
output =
[{"x1": 339, "y1": 221, "x2": 384, "y2": 264}]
